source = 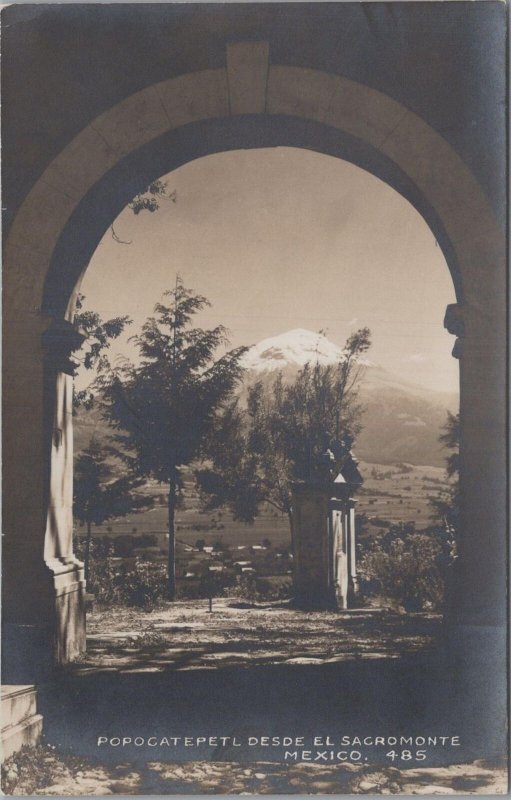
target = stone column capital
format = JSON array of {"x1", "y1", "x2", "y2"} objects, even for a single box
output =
[
  {"x1": 444, "y1": 303, "x2": 464, "y2": 359},
  {"x1": 42, "y1": 319, "x2": 85, "y2": 375}
]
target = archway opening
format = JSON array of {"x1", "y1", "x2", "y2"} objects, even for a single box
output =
[
  {"x1": 69, "y1": 146, "x2": 459, "y2": 671},
  {"x1": 2, "y1": 36, "x2": 505, "y2": 781}
]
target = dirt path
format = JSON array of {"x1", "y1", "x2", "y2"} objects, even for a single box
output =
[{"x1": 75, "y1": 599, "x2": 441, "y2": 674}]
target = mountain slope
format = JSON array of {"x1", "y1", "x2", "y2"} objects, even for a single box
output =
[
  {"x1": 240, "y1": 330, "x2": 457, "y2": 468},
  {"x1": 74, "y1": 330, "x2": 458, "y2": 468}
]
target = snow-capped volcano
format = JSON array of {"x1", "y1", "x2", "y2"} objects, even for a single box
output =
[
  {"x1": 74, "y1": 326, "x2": 458, "y2": 469},
  {"x1": 233, "y1": 328, "x2": 458, "y2": 467},
  {"x1": 241, "y1": 328, "x2": 372, "y2": 372}
]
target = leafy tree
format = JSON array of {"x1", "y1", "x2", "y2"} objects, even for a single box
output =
[
  {"x1": 73, "y1": 179, "x2": 175, "y2": 385},
  {"x1": 95, "y1": 279, "x2": 248, "y2": 598},
  {"x1": 110, "y1": 180, "x2": 176, "y2": 244},
  {"x1": 74, "y1": 178, "x2": 174, "y2": 388},
  {"x1": 197, "y1": 328, "x2": 371, "y2": 544},
  {"x1": 73, "y1": 436, "x2": 152, "y2": 582},
  {"x1": 439, "y1": 411, "x2": 460, "y2": 478},
  {"x1": 129, "y1": 180, "x2": 174, "y2": 215},
  {"x1": 73, "y1": 294, "x2": 131, "y2": 409},
  {"x1": 429, "y1": 411, "x2": 460, "y2": 536}
]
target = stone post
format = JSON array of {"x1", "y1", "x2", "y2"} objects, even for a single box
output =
[
  {"x1": 331, "y1": 502, "x2": 348, "y2": 609},
  {"x1": 347, "y1": 501, "x2": 359, "y2": 602},
  {"x1": 443, "y1": 302, "x2": 506, "y2": 628},
  {"x1": 291, "y1": 482, "x2": 336, "y2": 610},
  {"x1": 2, "y1": 317, "x2": 86, "y2": 681},
  {"x1": 291, "y1": 479, "x2": 359, "y2": 611},
  {"x1": 43, "y1": 320, "x2": 87, "y2": 665}
]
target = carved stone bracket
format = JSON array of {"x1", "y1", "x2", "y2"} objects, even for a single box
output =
[
  {"x1": 42, "y1": 319, "x2": 86, "y2": 375},
  {"x1": 444, "y1": 303, "x2": 464, "y2": 359}
]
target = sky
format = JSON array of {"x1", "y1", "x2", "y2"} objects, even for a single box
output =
[{"x1": 79, "y1": 147, "x2": 459, "y2": 395}]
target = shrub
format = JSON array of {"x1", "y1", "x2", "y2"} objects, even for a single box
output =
[
  {"x1": 234, "y1": 574, "x2": 292, "y2": 603},
  {"x1": 135, "y1": 533, "x2": 158, "y2": 548},
  {"x1": 176, "y1": 569, "x2": 235, "y2": 600},
  {"x1": 360, "y1": 532, "x2": 450, "y2": 611},
  {"x1": 395, "y1": 462, "x2": 413, "y2": 474},
  {"x1": 75, "y1": 537, "x2": 122, "y2": 605},
  {"x1": 112, "y1": 535, "x2": 135, "y2": 557},
  {"x1": 234, "y1": 573, "x2": 260, "y2": 604},
  {"x1": 75, "y1": 537, "x2": 168, "y2": 608},
  {"x1": 369, "y1": 517, "x2": 390, "y2": 527},
  {"x1": 89, "y1": 558, "x2": 125, "y2": 605},
  {"x1": 1, "y1": 745, "x2": 71, "y2": 795},
  {"x1": 176, "y1": 580, "x2": 204, "y2": 600},
  {"x1": 116, "y1": 559, "x2": 167, "y2": 608}
]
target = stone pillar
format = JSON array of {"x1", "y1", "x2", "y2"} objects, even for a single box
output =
[
  {"x1": 332, "y1": 502, "x2": 348, "y2": 609},
  {"x1": 347, "y1": 501, "x2": 359, "y2": 602},
  {"x1": 442, "y1": 290, "x2": 507, "y2": 758},
  {"x1": 291, "y1": 483, "x2": 336, "y2": 610},
  {"x1": 444, "y1": 302, "x2": 506, "y2": 628},
  {"x1": 43, "y1": 320, "x2": 87, "y2": 665},
  {"x1": 291, "y1": 482, "x2": 359, "y2": 611},
  {"x1": 2, "y1": 316, "x2": 86, "y2": 681}
]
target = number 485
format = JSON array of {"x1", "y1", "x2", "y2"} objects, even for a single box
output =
[{"x1": 386, "y1": 750, "x2": 427, "y2": 761}]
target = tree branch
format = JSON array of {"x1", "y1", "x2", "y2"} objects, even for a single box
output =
[{"x1": 110, "y1": 224, "x2": 132, "y2": 245}]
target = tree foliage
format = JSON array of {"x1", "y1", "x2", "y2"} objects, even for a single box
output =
[
  {"x1": 73, "y1": 436, "x2": 152, "y2": 581},
  {"x1": 196, "y1": 328, "x2": 371, "y2": 529},
  {"x1": 73, "y1": 294, "x2": 131, "y2": 409},
  {"x1": 360, "y1": 530, "x2": 446, "y2": 611},
  {"x1": 438, "y1": 411, "x2": 460, "y2": 478},
  {"x1": 110, "y1": 180, "x2": 176, "y2": 244},
  {"x1": 94, "y1": 278, "x2": 248, "y2": 598},
  {"x1": 129, "y1": 180, "x2": 174, "y2": 215},
  {"x1": 430, "y1": 410, "x2": 460, "y2": 534}
]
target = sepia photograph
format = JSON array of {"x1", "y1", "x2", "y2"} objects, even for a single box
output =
[{"x1": 1, "y1": 2, "x2": 508, "y2": 795}]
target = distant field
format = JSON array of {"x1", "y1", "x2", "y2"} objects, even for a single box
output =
[
  {"x1": 78, "y1": 461, "x2": 450, "y2": 545},
  {"x1": 81, "y1": 497, "x2": 291, "y2": 550},
  {"x1": 356, "y1": 461, "x2": 450, "y2": 529}
]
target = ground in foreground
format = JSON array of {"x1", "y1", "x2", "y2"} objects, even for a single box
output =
[
  {"x1": 75, "y1": 598, "x2": 441, "y2": 673},
  {"x1": 2, "y1": 745, "x2": 507, "y2": 796}
]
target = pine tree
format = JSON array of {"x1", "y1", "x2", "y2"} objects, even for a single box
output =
[{"x1": 95, "y1": 278, "x2": 248, "y2": 599}]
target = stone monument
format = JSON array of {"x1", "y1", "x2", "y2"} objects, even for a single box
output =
[{"x1": 291, "y1": 440, "x2": 363, "y2": 610}]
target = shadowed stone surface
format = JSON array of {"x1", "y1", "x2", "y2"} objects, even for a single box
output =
[{"x1": 28, "y1": 602, "x2": 506, "y2": 770}]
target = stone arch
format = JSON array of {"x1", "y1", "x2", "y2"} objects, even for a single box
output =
[
  {"x1": 41, "y1": 114, "x2": 464, "y2": 322},
  {"x1": 3, "y1": 42, "x2": 506, "y2": 677},
  {"x1": 6, "y1": 46, "x2": 505, "y2": 318}
]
